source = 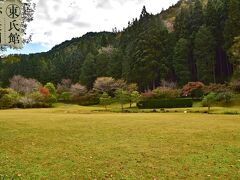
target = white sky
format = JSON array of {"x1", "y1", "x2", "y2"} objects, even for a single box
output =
[{"x1": 25, "y1": 0, "x2": 178, "y2": 49}]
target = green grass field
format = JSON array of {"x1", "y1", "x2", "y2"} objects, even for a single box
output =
[{"x1": 0, "y1": 105, "x2": 240, "y2": 179}]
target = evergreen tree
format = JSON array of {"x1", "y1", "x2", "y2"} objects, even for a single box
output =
[
  {"x1": 173, "y1": 38, "x2": 191, "y2": 86},
  {"x1": 100, "y1": 92, "x2": 112, "y2": 110},
  {"x1": 224, "y1": 0, "x2": 240, "y2": 50},
  {"x1": 190, "y1": 0, "x2": 204, "y2": 34},
  {"x1": 229, "y1": 37, "x2": 240, "y2": 78},
  {"x1": 79, "y1": 53, "x2": 97, "y2": 89},
  {"x1": 107, "y1": 49, "x2": 123, "y2": 79},
  {"x1": 101, "y1": 34, "x2": 108, "y2": 47},
  {"x1": 174, "y1": 8, "x2": 191, "y2": 39},
  {"x1": 95, "y1": 51, "x2": 110, "y2": 77},
  {"x1": 129, "y1": 21, "x2": 170, "y2": 90},
  {"x1": 205, "y1": 0, "x2": 231, "y2": 82},
  {"x1": 140, "y1": 6, "x2": 149, "y2": 19},
  {"x1": 115, "y1": 89, "x2": 129, "y2": 111},
  {"x1": 65, "y1": 52, "x2": 84, "y2": 83},
  {"x1": 194, "y1": 26, "x2": 216, "y2": 84},
  {"x1": 174, "y1": 0, "x2": 205, "y2": 82}
]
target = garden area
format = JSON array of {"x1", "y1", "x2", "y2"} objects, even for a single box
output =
[{"x1": 0, "y1": 75, "x2": 240, "y2": 115}]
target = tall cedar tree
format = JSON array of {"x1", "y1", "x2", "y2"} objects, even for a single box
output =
[
  {"x1": 79, "y1": 53, "x2": 97, "y2": 89},
  {"x1": 194, "y1": 26, "x2": 216, "y2": 84},
  {"x1": 173, "y1": 38, "x2": 191, "y2": 86},
  {"x1": 229, "y1": 37, "x2": 240, "y2": 78},
  {"x1": 190, "y1": 0, "x2": 204, "y2": 34},
  {"x1": 224, "y1": 0, "x2": 240, "y2": 50},
  {"x1": 205, "y1": 0, "x2": 231, "y2": 82}
]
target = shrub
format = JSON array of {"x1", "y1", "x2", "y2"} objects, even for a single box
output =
[
  {"x1": 137, "y1": 98, "x2": 193, "y2": 109},
  {"x1": 39, "y1": 87, "x2": 50, "y2": 97},
  {"x1": 31, "y1": 103, "x2": 50, "y2": 108},
  {"x1": 44, "y1": 83, "x2": 57, "y2": 96},
  {"x1": 0, "y1": 88, "x2": 13, "y2": 99},
  {"x1": 72, "y1": 93, "x2": 100, "y2": 106},
  {"x1": 190, "y1": 88, "x2": 204, "y2": 99},
  {"x1": 230, "y1": 80, "x2": 240, "y2": 93},
  {"x1": 152, "y1": 87, "x2": 180, "y2": 99},
  {"x1": 20, "y1": 92, "x2": 49, "y2": 108},
  {"x1": 59, "y1": 92, "x2": 71, "y2": 101},
  {"x1": 141, "y1": 91, "x2": 155, "y2": 100},
  {"x1": 47, "y1": 95, "x2": 57, "y2": 105},
  {"x1": 0, "y1": 91, "x2": 20, "y2": 109},
  {"x1": 203, "y1": 83, "x2": 230, "y2": 94},
  {"x1": 223, "y1": 111, "x2": 239, "y2": 115},
  {"x1": 29, "y1": 92, "x2": 45, "y2": 102},
  {"x1": 20, "y1": 96, "x2": 36, "y2": 108},
  {"x1": 215, "y1": 92, "x2": 234, "y2": 104},
  {"x1": 182, "y1": 82, "x2": 205, "y2": 97}
]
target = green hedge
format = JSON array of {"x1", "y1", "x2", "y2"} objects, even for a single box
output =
[
  {"x1": 78, "y1": 96, "x2": 100, "y2": 106},
  {"x1": 71, "y1": 94, "x2": 100, "y2": 106},
  {"x1": 137, "y1": 98, "x2": 193, "y2": 109}
]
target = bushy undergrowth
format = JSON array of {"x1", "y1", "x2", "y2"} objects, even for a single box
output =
[{"x1": 1, "y1": 75, "x2": 240, "y2": 110}]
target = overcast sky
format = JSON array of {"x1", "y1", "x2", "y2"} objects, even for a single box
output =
[{"x1": 7, "y1": 0, "x2": 178, "y2": 54}]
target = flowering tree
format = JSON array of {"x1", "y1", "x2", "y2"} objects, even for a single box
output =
[
  {"x1": 10, "y1": 75, "x2": 41, "y2": 95},
  {"x1": 70, "y1": 83, "x2": 87, "y2": 97},
  {"x1": 93, "y1": 77, "x2": 126, "y2": 95},
  {"x1": 57, "y1": 79, "x2": 72, "y2": 93},
  {"x1": 182, "y1": 82, "x2": 205, "y2": 97}
]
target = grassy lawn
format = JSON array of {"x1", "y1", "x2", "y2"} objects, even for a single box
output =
[{"x1": 0, "y1": 106, "x2": 240, "y2": 179}]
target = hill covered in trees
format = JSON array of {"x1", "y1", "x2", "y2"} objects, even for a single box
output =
[{"x1": 0, "y1": 0, "x2": 239, "y2": 91}]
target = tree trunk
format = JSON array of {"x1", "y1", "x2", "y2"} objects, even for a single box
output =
[
  {"x1": 213, "y1": 64, "x2": 216, "y2": 84},
  {"x1": 147, "y1": 85, "x2": 150, "y2": 92},
  {"x1": 152, "y1": 80, "x2": 156, "y2": 90},
  {"x1": 219, "y1": 49, "x2": 223, "y2": 81}
]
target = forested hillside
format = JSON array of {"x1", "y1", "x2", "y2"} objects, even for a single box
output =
[{"x1": 0, "y1": 0, "x2": 240, "y2": 91}]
